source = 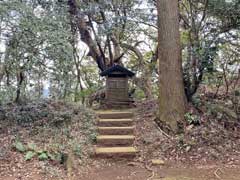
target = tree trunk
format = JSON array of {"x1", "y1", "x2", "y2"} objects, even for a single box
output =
[
  {"x1": 133, "y1": 75, "x2": 153, "y2": 99},
  {"x1": 157, "y1": 0, "x2": 186, "y2": 133},
  {"x1": 0, "y1": 65, "x2": 3, "y2": 91},
  {"x1": 68, "y1": 0, "x2": 107, "y2": 71},
  {"x1": 74, "y1": 68, "x2": 85, "y2": 104},
  {"x1": 15, "y1": 70, "x2": 24, "y2": 103},
  {"x1": 0, "y1": 64, "x2": 4, "y2": 85}
]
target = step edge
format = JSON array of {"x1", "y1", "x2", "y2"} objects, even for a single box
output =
[
  {"x1": 95, "y1": 147, "x2": 137, "y2": 154},
  {"x1": 97, "y1": 135, "x2": 135, "y2": 140},
  {"x1": 98, "y1": 126, "x2": 135, "y2": 129},
  {"x1": 97, "y1": 112, "x2": 133, "y2": 114},
  {"x1": 98, "y1": 119, "x2": 133, "y2": 121}
]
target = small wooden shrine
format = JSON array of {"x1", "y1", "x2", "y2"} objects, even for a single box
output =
[{"x1": 100, "y1": 65, "x2": 135, "y2": 108}]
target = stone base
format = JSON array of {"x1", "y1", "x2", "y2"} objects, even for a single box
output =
[{"x1": 100, "y1": 100, "x2": 135, "y2": 109}]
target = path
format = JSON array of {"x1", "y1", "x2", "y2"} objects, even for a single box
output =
[{"x1": 80, "y1": 162, "x2": 240, "y2": 180}]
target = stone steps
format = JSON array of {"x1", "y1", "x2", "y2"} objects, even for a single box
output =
[
  {"x1": 98, "y1": 126, "x2": 135, "y2": 135},
  {"x1": 98, "y1": 112, "x2": 133, "y2": 119},
  {"x1": 103, "y1": 101, "x2": 134, "y2": 109},
  {"x1": 97, "y1": 135, "x2": 135, "y2": 146},
  {"x1": 95, "y1": 147, "x2": 137, "y2": 157},
  {"x1": 98, "y1": 119, "x2": 133, "y2": 127},
  {"x1": 94, "y1": 111, "x2": 137, "y2": 157}
]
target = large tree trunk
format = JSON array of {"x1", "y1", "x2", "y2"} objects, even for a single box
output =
[{"x1": 157, "y1": 0, "x2": 186, "y2": 133}]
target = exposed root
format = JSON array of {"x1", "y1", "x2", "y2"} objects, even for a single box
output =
[
  {"x1": 145, "y1": 162, "x2": 155, "y2": 180},
  {"x1": 154, "y1": 123, "x2": 172, "y2": 140}
]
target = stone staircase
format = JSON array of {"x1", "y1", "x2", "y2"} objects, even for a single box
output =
[{"x1": 95, "y1": 111, "x2": 138, "y2": 157}]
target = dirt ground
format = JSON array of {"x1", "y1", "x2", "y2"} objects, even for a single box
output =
[
  {"x1": 1, "y1": 160, "x2": 240, "y2": 180},
  {"x1": 79, "y1": 160, "x2": 240, "y2": 180}
]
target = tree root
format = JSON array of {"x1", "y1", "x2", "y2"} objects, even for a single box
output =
[{"x1": 145, "y1": 163, "x2": 155, "y2": 180}]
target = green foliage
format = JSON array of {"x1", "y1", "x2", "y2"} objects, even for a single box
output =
[
  {"x1": 191, "y1": 95, "x2": 202, "y2": 108},
  {"x1": 27, "y1": 142, "x2": 37, "y2": 151},
  {"x1": 208, "y1": 0, "x2": 240, "y2": 27},
  {"x1": 180, "y1": 0, "x2": 240, "y2": 100},
  {"x1": 13, "y1": 141, "x2": 25, "y2": 153},
  {"x1": 25, "y1": 151, "x2": 36, "y2": 161},
  {"x1": 38, "y1": 152, "x2": 49, "y2": 161},
  {"x1": 0, "y1": 0, "x2": 75, "y2": 102},
  {"x1": 134, "y1": 89, "x2": 146, "y2": 100},
  {"x1": 75, "y1": 87, "x2": 100, "y2": 102},
  {"x1": 180, "y1": 30, "x2": 190, "y2": 46},
  {"x1": 184, "y1": 112, "x2": 200, "y2": 125},
  {"x1": 73, "y1": 144, "x2": 82, "y2": 158},
  {"x1": 47, "y1": 152, "x2": 58, "y2": 161},
  {"x1": 235, "y1": 90, "x2": 240, "y2": 96},
  {"x1": 0, "y1": 0, "x2": 238, "y2": 108},
  {"x1": 89, "y1": 133, "x2": 97, "y2": 143}
]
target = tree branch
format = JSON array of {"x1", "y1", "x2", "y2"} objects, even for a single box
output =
[{"x1": 68, "y1": 0, "x2": 106, "y2": 71}]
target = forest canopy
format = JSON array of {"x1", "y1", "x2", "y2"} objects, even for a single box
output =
[{"x1": 0, "y1": 0, "x2": 239, "y2": 105}]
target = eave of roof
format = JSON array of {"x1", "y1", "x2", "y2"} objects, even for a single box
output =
[{"x1": 100, "y1": 65, "x2": 135, "y2": 77}]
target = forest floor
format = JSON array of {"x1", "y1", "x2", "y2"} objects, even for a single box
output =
[
  {"x1": 0, "y1": 89, "x2": 239, "y2": 180},
  {"x1": 2, "y1": 161, "x2": 240, "y2": 180}
]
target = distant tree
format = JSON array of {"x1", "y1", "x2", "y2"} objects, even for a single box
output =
[{"x1": 179, "y1": 0, "x2": 240, "y2": 101}]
